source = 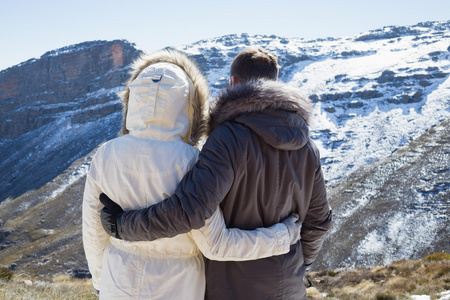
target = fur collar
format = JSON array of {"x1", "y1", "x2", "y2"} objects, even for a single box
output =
[
  {"x1": 208, "y1": 80, "x2": 312, "y2": 134},
  {"x1": 118, "y1": 49, "x2": 210, "y2": 147}
]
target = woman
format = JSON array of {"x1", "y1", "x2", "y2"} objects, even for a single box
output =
[{"x1": 82, "y1": 49, "x2": 300, "y2": 299}]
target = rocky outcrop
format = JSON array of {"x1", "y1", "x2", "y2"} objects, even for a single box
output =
[
  {"x1": 0, "y1": 40, "x2": 139, "y2": 138},
  {"x1": 0, "y1": 40, "x2": 141, "y2": 202}
]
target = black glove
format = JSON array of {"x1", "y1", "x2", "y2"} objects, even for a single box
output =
[
  {"x1": 99, "y1": 193, "x2": 124, "y2": 239},
  {"x1": 303, "y1": 263, "x2": 314, "y2": 288}
]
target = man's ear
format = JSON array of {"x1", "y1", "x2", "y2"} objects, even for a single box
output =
[{"x1": 230, "y1": 76, "x2": 239, "y2": 87}]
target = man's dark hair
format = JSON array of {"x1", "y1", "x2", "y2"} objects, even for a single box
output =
[{"x1": 230, "y1": 47, "x2": 279, "y2": 83}]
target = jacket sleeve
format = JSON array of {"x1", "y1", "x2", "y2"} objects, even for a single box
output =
[
  {"x1": 120, "y1": 124, "x2": 241, "y2": 242},
  {"x1": 190, "y1": 208, "x2": 291, "y2": 261},
  {"x1": 301, "y1": 144, "x2": 333, "y2": 265},
  {"x1": 82, "y1": 150, "x2": 110, "y2": 291}
]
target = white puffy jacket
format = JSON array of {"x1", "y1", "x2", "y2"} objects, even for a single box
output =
[{"x1": 82, "y1": 52, "x2": 291, "y2": 299}]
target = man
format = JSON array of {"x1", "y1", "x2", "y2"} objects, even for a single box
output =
[{"x1": 101, "y1": 46, "x2": 332, "y2": 299}]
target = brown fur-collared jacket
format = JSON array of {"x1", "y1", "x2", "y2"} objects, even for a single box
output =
[{"x1": 120, "y1": 79, "x2": 333, "y2": 300}]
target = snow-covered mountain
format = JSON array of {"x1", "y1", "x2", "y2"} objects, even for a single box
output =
[
  {"x1": 0, "y1": 20, "x2": 449, "y2": 277},
  {"x1": 315, "y1": 117, "x2": 449, "y2": 269},
  {"x1": 179, "y1": 21, "x2": 450, "y2": 184}
]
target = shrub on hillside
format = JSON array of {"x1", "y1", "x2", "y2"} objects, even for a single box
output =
[
  {"x1": 0, "y1": 268, "x2": 13, "y2": 281},
  {"x1": 424, "y1": 252, "x2": 450, "y2": 261}
]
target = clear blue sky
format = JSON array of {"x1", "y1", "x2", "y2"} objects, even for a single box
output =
[{"x1": 1, "y1": 0, "x2": 449, "y2": 71}]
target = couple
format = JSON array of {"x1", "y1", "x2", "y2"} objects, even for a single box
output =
[{"x1": 82, "y1": 47, "x2": 332, "y2": 299}]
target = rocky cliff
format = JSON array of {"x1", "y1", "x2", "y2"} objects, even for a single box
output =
[{"x1": 0, "y1": 40, "x2": 142, "y2": 202}]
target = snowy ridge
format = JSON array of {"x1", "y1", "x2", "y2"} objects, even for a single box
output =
[{"x1": 178, "y1": 21, "x2": 450, "y2": 184}]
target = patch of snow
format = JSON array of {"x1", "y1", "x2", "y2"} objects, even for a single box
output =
[
  {"x1": 439, "y1": 291, "x2": 450, "y2": 300},
  {"x1": 47, "y1": 163, "x2": 90, "y2": 200},
  {"x1": 411, "y1": 295, "x2": 430, "y2": 300},
  {"x1": 19, "y1": 201, "x2": 31, "y2": 211},
  {"x1": 85, "y1": 86, "x2": 123, "y2": 99},
  {"x1": 355, "y1": 211, "x2": 439, "y2": 265}
]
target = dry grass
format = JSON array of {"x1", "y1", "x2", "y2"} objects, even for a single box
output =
[
  {"x1": 0, "y1": 253, "x2": 448, "y2": 299},
  {"x1": 307, "y1": 253, "x2": 450, "y2": 300},
  {"x1": 0, "y1": 274, "x2": 97, "y2": 300}
]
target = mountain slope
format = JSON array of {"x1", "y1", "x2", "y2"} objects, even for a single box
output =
[
  {"x1": 0, "y1": 20, "x2": 449, "y2": 277},
  {"x1": 0, "y1": 151, "x2": 92, "y2": 277},
  {"x1": 1, "y1": 117, "x2": 447, "y2": 278},
  {"x1": 0, "y1": 40, "x2": 142, "y2": 202},
  {"x1": 314, "y1": 117, "x2": 450, "y2": 269},
  {"x1": 1, "y1": 22, "x2": 449, "y2": 203}
]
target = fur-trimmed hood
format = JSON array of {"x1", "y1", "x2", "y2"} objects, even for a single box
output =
[
  {"x1": 118, "y1": 49, "x2": 210, "y2": 147},
  {"x1": 208, "y1": 80, "x2": 313, "y2": 150}
]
